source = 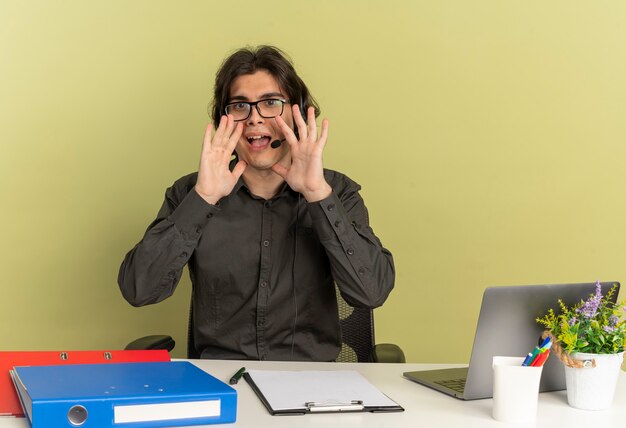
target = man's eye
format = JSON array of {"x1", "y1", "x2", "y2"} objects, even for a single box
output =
[
  {"x1": 232, "y1": 103, "x2": 249, "y2": 111},
  {"x1": 263, "y1": 100, "x2": 280, "y2": 107}
]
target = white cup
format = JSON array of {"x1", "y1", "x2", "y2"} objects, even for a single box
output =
[{"x1": 492, "y1": 356, "x2": 543, "y2": 424}]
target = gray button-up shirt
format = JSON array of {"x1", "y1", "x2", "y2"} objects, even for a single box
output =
[{"x1": 118, "y1": 169, "x2": 395, "y2": 361}]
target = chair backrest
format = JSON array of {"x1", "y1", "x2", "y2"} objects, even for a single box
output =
[
  {"x1": 186, "y1": 286, "x2": 375, "y2": 362},
  {"x1": 187, "y1": 294, "x2": 200, "y2": 359},
  {"x1": 335, "y1": 285, "x2": 375, "y2": 362}
]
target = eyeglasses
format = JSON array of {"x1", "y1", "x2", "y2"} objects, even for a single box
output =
[{"x1": 224, "y1": 99, "x2": 288, "y2": 121}]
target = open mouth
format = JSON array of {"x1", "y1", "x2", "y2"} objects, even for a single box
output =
[{"x1": 246, "y1": 135, "x2": 271, "y2": 149}]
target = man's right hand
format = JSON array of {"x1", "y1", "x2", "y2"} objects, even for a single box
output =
[{"x1": 194, "y1": 115, "x2": 247, "y2": 205}]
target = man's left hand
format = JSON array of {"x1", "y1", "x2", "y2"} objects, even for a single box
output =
[{"x1": 272, "y1": 105, "x2": 332, "y2": 202}]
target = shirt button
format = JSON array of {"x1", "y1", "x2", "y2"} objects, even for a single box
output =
[
  {"x1": 181, "y1": 252, "x2": 188, "y2": 258},
  {"x1": 327, "y1": 203, "x2": 335, "y2": 211},
  {"x1": 257, "y1": 320, "x2": 264, "y2": 327},
  {"x1": 263, "y1": 240, "x2": 270, "y2": 247},
  {"x1": 206, "y1": 213, "x2": 213, "y2": 219},
  {"x1": 264, "y1": 201, "x2": 272, "y2": 208},
  {"x1": 334, "y1": 220, "x2": 341, "y2": 227},
  {"x1": 346, "y1": 248, "x2": 354, "y2": 255},
  {"x1": 260, "y1": 281, "x2": 267, "y2": 288},
  {"x1": 358, "y1": 268, "x2": 365, "y2": 275}
]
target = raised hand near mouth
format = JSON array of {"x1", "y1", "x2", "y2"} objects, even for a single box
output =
[
  {"x1": 194, "y1": 115, "x2": 247, "y2": 205},
  {"x1": 272, "y1": 105, "x2": 332, "y2": 202}
]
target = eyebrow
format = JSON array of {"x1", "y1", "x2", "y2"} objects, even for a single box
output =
[{"x1": 227, "y1": 92, "x2": 285, "y2": 103}]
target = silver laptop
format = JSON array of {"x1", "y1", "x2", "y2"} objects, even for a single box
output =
[{"x1": 403, "y1": 281, "x2": 620, "y2": 400}]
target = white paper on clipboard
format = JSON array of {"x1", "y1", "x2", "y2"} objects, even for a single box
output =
[{"x1": 245, "y1": 369, "x2": 402, "y2": 413}]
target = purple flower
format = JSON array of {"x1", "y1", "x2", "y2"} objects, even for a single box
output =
[
  {"x1": 603, "y1": 325, "x2": 615, "y2": 333},
  {"x1": 576, "y1": 281, "x2": 603, "y2": 319},
  {"x1": 568, "y1": 317, "x2": 577, "y2": 326},
  {"x1": 609, "y1": 315, "x2": 618, "y2": 327}
]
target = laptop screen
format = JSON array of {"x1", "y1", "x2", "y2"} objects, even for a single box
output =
[
  {"x1": 463, "y1": 281, "x2": 620, "y2": 399},
  {"x1": 404, "y1": 281, "x2": 620, "y2": 400}
]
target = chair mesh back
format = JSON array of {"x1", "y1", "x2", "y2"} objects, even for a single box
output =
[{"x1": 335, "y1": 285, "x2": 375, "y2": 363}]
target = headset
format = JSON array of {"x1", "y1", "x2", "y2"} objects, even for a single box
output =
[
  {"x1": 287, "y1": 97, "x2": 306, "y2": 359},
  {"x1": 270, "y1": 99, "x2": 306, "y2": 149},
  {"x1": 289, "y1": 193, "x2": 300, "y2": 359},
  {"x1": 207, "y1": 74, "x2": 319, "y2": 358},
  {"x1": 218, "y1": 95, "x2": 306, "y2": 359}
]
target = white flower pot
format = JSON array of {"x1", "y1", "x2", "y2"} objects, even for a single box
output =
[{"x1": 563, "y1": 351, "x2": 624, "y2": 410}]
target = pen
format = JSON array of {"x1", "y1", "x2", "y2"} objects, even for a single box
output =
[
  {"x1": 529, "y1": 346, "x2": 550, "y2": 366},
  {"x1": 529, "y1": 349, "x2": 545, "y2": 366},
  {"x1": 539, "y1": 336, "x2": 551, "y2": 349},
  {"x1": 521, "y1": 352, "x2": 534, "y2": 366},
  {"x1": 229, "y1": 367, "x2": 246, "y2": 385},
  {"x1": 540, "y1": 339, "x2": 552, "y2": 351},
  {"x1": 531, "y1": 349, "x2": 550, "y2": 367},
  {"x1": 522, "y1": 346, "x2": 540, "y2": 366}
]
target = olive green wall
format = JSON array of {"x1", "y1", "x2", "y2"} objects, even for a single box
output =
[{"x1": 2, "y1": 1, "x2": 625, "y2": 362}]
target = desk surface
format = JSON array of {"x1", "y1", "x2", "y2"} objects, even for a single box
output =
[{"x1": 2, "y1": 360, "x2": 625, "y2": 427}]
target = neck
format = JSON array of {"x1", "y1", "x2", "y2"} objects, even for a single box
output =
[{"x1": 242, "y1": 168, "x2": 285, "y2": 200}]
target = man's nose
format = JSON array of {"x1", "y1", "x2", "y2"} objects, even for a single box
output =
[{"x1": 247, "y1": 106, "x2": 264, "y2": 125}]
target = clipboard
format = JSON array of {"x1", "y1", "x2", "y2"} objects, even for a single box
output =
[{"x1": 243, "y1": 369, "x2": 404, "y2": 415}]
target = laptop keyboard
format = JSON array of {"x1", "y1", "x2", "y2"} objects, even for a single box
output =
[{"x1": 434, "y1": 378, "x2": 466, "y2": 393}]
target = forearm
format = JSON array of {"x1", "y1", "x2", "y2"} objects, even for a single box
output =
[
  {"x1": 118, "y1": 189, "x2": 218, "y2": 306},
  {"x1": 308, "y1": 192, "x2": 395, "y2": 308}
]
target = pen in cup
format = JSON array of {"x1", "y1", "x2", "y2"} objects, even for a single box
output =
[
  {"x1": 521, "y1": 352, "x2": 534, "y2": 366},
  {"x1": 522, "y1": 338, "x2": 552, "y2": 366},
  {"x1": 229, "y1": 367, "x2": 246, "y2": 385},
  {"x1": 530, "y1": 350, "x2": 550, "y2": 367},
  {"x1": 522, "y1": 347, "x2": 541, "y2": 366}
]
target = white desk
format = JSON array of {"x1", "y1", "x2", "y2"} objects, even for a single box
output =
[{"x1": 2, "y1": 360, "x2": 625, "y2": 427}]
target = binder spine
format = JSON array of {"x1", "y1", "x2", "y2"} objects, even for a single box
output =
[{"x1": 31, "y1": 395, "x2": 237, "y2": 427}]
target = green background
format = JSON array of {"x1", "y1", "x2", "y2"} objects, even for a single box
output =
[{"x1": 2, "y1": 0, "x2": 625, "y2": 363}]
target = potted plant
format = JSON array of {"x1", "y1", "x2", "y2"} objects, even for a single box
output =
[{"x1": 536, "y1": 281, "x2": 625, "y2": 410}]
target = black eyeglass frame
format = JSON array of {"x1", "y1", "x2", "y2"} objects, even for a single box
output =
[{"x1": 223, "y1": 98, "x2": 289, "y2": 122}]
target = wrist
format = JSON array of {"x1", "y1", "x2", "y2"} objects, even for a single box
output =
[
  {"x1": 194, "y1": 186, "x2": 220, "y2": 205},
  {"x1": 302, "y1": 183, "x2": 332, "y2": 203}
]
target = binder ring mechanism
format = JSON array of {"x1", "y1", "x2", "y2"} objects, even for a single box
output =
[{"x1": 304, "y1": 400, "x2": 364, "y2": 413}]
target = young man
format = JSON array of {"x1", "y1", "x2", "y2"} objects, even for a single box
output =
[{"x1": 118, "y1": 46, "x2": 395, "y2": 361}]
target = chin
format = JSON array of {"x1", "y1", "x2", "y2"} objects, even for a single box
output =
[{"x1": 243, "y1": 156, "x2": 278, "y2": 171}]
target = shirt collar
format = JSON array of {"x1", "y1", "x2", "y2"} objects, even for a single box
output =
[{"x1": 229, "y1": 159, "x2": 296, "y2": 201}]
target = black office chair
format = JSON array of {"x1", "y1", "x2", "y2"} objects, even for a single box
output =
[
  {"x1": 126, "y1": 285, "x2": 405, "y2": 363},
  {"x1": 334, "y1": 286, "x2": 405, "y2": 363}
]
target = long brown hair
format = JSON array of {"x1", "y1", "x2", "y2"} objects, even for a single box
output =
[{"x1": 210, "y1": 45, "x2": 319, "y2": 128}]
